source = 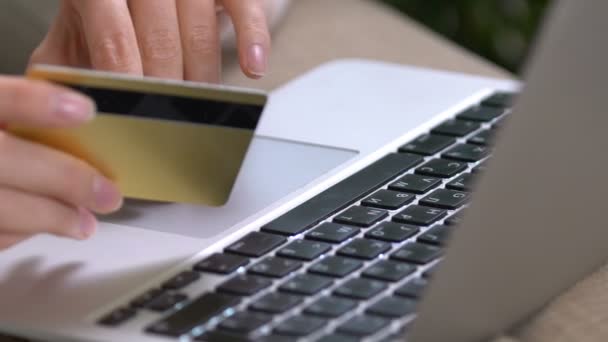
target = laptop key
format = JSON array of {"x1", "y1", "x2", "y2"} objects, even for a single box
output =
[
  {"x1": 217, "y1": 275, "x2": 273, "y2": 296},
  {"x1": 337, "y1": 315, "x2": 390, "y2": 337},
  {"x1": 131, "y1": 288, "x2": 164, "y2": 308},
  {"x1": 277, "y1": 240, "x2": 332, "y2": 261},
  {"x1": 162, "y1": 271, "x2": 200, "y2": 290},
  {"x1": 482, "y1": 92, "x2": 517, "y2": 108},
  {"x1": 262, "y1": 153, "x2": 423, "y2": 236},
  {"x1": 468, "y1": 129, "x2": 494, "y2": 146},
  {"x1": 445, "y1": 213, "x2": 464, "y2": 226},
  {"x1": 249, "y1": 293, "x2": 303, "y2": 314},
  {"x1": 303, "y1": 296, "x2": 358, "y2": 318},
  {"x1": 274, "y1": 316, "x2": 327, "y2": 337},
  {"x1": 225, "y1": 232, "x2": 286, "y2": 258},
  {"x1": 443, "y1": 144, "x2": 490, "y2": 162},
  {"x1": 362, "y1": 260, "x2": 417, "y2": 282},
  {"x1": 146, "y1": 293, "x2": 188, "y2": 312},
  {"x1": 194, "y1": 253, "x2": 249, "y2": 274},
  {"x1": 394, "y1": 205, "x2": 447, "y2": 226},
  {"x1": 362, "y1": 190, "x2": 415, "y2": 210},
  {"x1": 248, "y1": 257, "x2": 302, "y2": 278},
  {"x1": 367, "y1": 296, "x2": 418, "y2": 318},
  {"x1": 338, "y1": 238, "x2": 391, "y2": 260},
  {"x1": 399, "y1": 134, "x2": 456, "y2": 156},
  {"x1": 306, "y1": 223, "x2": 359, "y2": 243},
  {"x1": 218, "y1": 311, "x2": 272, "y2": 334},
  {"x1": 334, "y1": 278, "x2": 388, "y2": 300},
  {"x1": 457, "y1": 106, "x2": 504, "y2": 122},
  {"x1": 416, "y1": 159, "x2": 468, "y2": 178},
  {"x1": 146, "y1": 293, "x2": 240, "y2": 337},
  {"x1": 418, "y1": 225, "x2": 452, "y2": 246},
  {"x1": 420, "y1": 189, "x2": 470, "y2": 210},
  {"x1": 432, "y1": 119, "x2": 480, "y2": 137},
  {"x1": 365, "y1": 222, "x2": 420, "y2": 242},
  {"x1": 308, "y1": 255, "x2": 363, "y2": 278},
  {"x1": 395, "y1": 277, "x2": 429, "y2": 299},
  {"x1": 389, "y1": 174, "x2": 442, "y2": 194},
  {"x1": 318, "y1": 334, "x2": 361, "y2": 342},
  {"x1": 446, "y1": 173, "x2": 475, "y2": 192},
  {"x1": 195, "y1": 331, "x2": 254, "y2": 342},
  {"x1": 279, "y1": 274, "x2": 334, "y2": 295},
  {"x1": 334, "y1": 206, "x2": 388, "y2": 227},
  {"x1": 392, "y1": 243, "x2": 442, "y2": 264},
  {"x1": 98, "y1": 307, "x2": 136, "y2": 327}
]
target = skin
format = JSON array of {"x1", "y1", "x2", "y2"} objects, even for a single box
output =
[
  {"x1": 1, "y1": 1, "x2": 272, "y2": 249},
  {"x1": 29, "y1": 0, "x2": 272, "y2": 82}
]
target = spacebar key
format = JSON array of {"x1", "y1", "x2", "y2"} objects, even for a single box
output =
[
  {"x1": 146, "y1": 293, "x2": 240, "y2": 337},
  {"x1": 262, "y1": 153, "x2": 423, "y2": 236}
]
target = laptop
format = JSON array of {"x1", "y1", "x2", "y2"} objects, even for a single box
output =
[{"x1": 1, "y1": 1, "x2": 606, "y2": 341}]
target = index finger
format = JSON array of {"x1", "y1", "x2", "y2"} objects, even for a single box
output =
[{"x1": 70, "y1": 0, "x2": 143, "y2": 75}]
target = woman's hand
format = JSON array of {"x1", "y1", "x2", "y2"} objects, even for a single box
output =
[
  {"x1": 30, "y1": 0, "x2": 271, "y2": 83},
  {"x1": 0, "y1": 76, "x2": 123, "y2": 250}
]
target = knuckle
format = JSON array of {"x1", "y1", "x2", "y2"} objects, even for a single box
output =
[
  {"x1": 0, "y1": 131, "x2": 13, "y2": 154},
  {"x1": 93, "y1": 32, "x2": 139, "y2": 72},
  {"x1": 58, "y1": 159, "x2": 93, "y2": 204},
  {"x1": 141, "y1": 29, "x2": 181, "y2": 61},
  {"x1": 186, "y1": 24, "x2": 218, "y2": 55}
]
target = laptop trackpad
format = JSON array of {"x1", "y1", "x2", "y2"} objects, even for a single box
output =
[{"x1": 104, "y1": 136, "x2": 356, "y2": 239}]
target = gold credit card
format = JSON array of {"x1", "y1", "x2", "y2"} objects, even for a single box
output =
[{"x1": 11, "y1": 65, "x2": 267, "y2": 206}]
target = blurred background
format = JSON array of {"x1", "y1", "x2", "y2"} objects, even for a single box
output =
[{"x1": 382, "y1": 0, "x2": 551, "y2": 73}]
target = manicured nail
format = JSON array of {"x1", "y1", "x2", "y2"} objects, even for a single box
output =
[
  {"x1": 77, "y1": 208, "x2": 97, "y2": 240},
  {"x1": 93, "y1": 175, "x2": 123, "y2": 213},
  {"x1": 54, "y1": 92, "x2": 96, "y2": 122},
  {"x1": 246, "y1": 44, "x2": 267, "y2": 78}
]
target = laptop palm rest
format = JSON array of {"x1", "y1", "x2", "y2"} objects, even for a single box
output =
[{"x1": 103, "y1": 136, "x2": 357, "y2": 239}]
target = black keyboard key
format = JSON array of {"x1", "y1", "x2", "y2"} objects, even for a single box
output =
[
  {"x1": 334, "y1": 278, "x2": 387, "y2": 300},
  {"x1": 318, "y1": 334, "x2": 361, "y2": 342},
  {"x1": 446, "y1": 173, "x2": 475, "y2": 192},
  {"x1": 146, "y1": 293, "x2": 240, "y2": 337},
  {"x1": 308, "y1": 256, "x2": 363, "y2": 278},
  {"x1": 162, "y1": 271, "x2": 200, "y2": 290},
  {"x1": 98, "y1": 307, "x2": 136, "y2": 327},
  {"x1": 338, "y1": 238, "x2": 391, "y2": 260},
  {"x1": 432, "y1": 119, "x2": 480, "y2": 137},
  {"x1": 218, "y1": 275, "x2": 273, "y2": 296},
  {"x1": 306, "y1": 223, "x2": 359, "y2": 243},
  {"x1": 367, "y1": 296, "x2": 417, "y2": 318},
  {"x1": 279, "y1": 274, "x2": 333, "y2": 296},
  {"x1": 468, "y1": 129, "x2": 494, "y2": 146},
  {"x1": 362, "y1": 190, "x2": 415, "y2": 210},
  {"x1": 248, "y1": 257, "x2": 302, "y2": 278},
  {"x1": 195, "y1": 331, "x2": 254, "y2": 342},
  {"x1": 131, "y1": 288, "x2": 164, "y2": 308},
  {"x1": 362, "y1": 260, "x2": 416, "y2": 282},
  {"x1": 392, "y1": 243, "x2": 442, "y2": 264},
  {"x1": 443, "y1": 144, "x2": 490, "y2": 162},
  {"x1": 337, "y1": 315, "x2": 390, "y2": 337},
  {"x1": 219, "y1": 312, "x2": 272, "y2": 334},
  {"x1": 226, "y1": 232, "x2": 286, "y2": 258},
  {"x1": 389, "y1": 174, "x2": 442, "y2": 194},
  {"x1": 418, "y1": 225, "x2": 452, "y2": 246},
  {"x1": 473, "y1": 162, "x2": 488, "y2": 173},
  {"x1": 399, "y1": 134, "x2": 456, "y2": 156},
  {"x1": 365, "y1": 222, "x2": 420, "y2": 242},
  {"x1": 262, "y1": 153, "x2": 423, "y2": 236},
  {"x1": 394, "y1": 205, "x2": 447, "y2": 226},
  {"x1": 146, "y1": 293, "x2": 188, "y2": 312},
  {"x1": 416, "y1": 159, "x2": 468, "y2": 178},
  {"x1": 395, "y1": 278, "x2": 429, "y2": 299},
  {"x1": 457, "y1": 106, "x2": 504, "y2": 122},
  {"x1": 334, "y1": 206, "x2": 388, "y2": 227},
  {"x1": 274, "y1": 316, "x2": 327, "y2": 337},
  {"x1": 445, "y1": 213, "x2": 464, "y2": 226},
  {"x1": 482, "y1": 92, "x2": 517, "y2": 108},
  {"x1": 277, "y1": 240, "x2": 332, "y2": 261},
  {"x1": 194, "y1": 253, "x2": 249, "y2": 274},
  {"x1": 304, "y1": 296, "x2": 358, "y2": 318},
  {"x1": 249, "y1": 293, "x2": 303, "y2": 314},
  {"x1": 420, "y1": 189, "x2": 470, "y2": 210}
]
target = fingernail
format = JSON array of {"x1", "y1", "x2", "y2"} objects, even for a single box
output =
[
  {"x1": 246, "y1": 44, "x2": 267, "y2": 78},
  {"x1": 77, "y1": 208, "x2": 97, "y2": 240},
  {"x1": 93, "y1": 175, "x2": 123, "y2": 213},
  {"x1": 54, "y1": 92, "x2": 96, "y2": 122}
]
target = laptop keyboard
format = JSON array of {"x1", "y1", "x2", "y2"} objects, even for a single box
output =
[{"x1": 97, "y1": 92, "x2": 517, "y2": 341}]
